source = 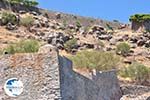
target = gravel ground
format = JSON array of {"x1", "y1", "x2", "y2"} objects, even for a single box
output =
[{"x1": 120, "y1": 84, "x2": 150, "y2": 100}]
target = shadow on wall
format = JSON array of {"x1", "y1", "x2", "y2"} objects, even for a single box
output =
[{"x1": 59, "y1": 56, "x2": 122, "y2": 100}]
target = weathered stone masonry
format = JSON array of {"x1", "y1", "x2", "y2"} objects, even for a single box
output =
[
  {"x1": 0, "y1": 46, "x2": 122, "y2": 100},
  {"x1": 59, "y1": 56, "x2": 122, "y2": 100},
  {"x1": 0, "y1": 51, "x2": 61, "y2": 100},
  {"x1": 131, "y1": 20, "x2": 150, "y2": 32}
]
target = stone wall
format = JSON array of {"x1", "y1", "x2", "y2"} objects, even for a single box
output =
[
  {"x1": 131, "y1": 21, "x2": 150, "y2": 32},
  {"x1": 0, "y1": 51, "x2": 61, "y2": 100},
  {"x1": 0, "y1": 46, "x2": 122, "y2": 100},
  {"x1": 59, "y1": 56, "x2": 122, "y2": 100}
]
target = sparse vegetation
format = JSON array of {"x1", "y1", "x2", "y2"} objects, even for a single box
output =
[
  {"x1": 119, "y1": 62, "x2": 150, "y2": 84},
  {"x1": 76, "y1": 20, "x2": 82, "y2": 28},
  {"x1": 98, "y1": 40, "x2": 105, "y2": 47},
  {"x1": 113, "y1": 20, "x2": 119, "y2": 23},
  {"x1": 84, "y1": 26, "x2": 90, "y2": 32},
  {"x1": 129, "y1": 14, "x2": 150, "y2": 23},
  {"x1": 20, "y1": 15, "x2": 34, "y2": 27},
  {"x1": 64, "y1": 38, "x2": 77, "y2": 52},
  {"x1": 116, "y1": 42, "x2": 130, "y2": 56},
  {"x1": 106, "y1": 24, "x2": 114, "y2": 31},
  {"x1": 63, "y1": 20, "x2": 67, "y2": 27},
  {"x1": 70, "y1": 50, "x2": 120, "y2": 71},
  {"x1": 3, "y1": 39, "x2": 39, "y2": 54},
  {"x1": 0, "y1": 11, "x2": 17, "y2": 25},
  {"x1": 90, "y1": 19, "x2": 94, "y2": 23}
]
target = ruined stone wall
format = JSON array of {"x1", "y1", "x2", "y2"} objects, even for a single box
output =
[
  {"x1": 143, "y1": 21, "x2": 150, "y2": 31},
  {"x1": 0, "y1": 52, "x2": 61, "y2": 100},
  {"x1": 0, "y1": 46, "x2": 122, "y2": 100},
  {"x1": 131, "y1": 20, "x2": 150, "y2": 32},
  {"x1": 59, "y1": 56, "x2": 122, "y2": 100}
]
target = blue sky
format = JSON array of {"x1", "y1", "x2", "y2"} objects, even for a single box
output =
[{"x1": 37, "y1": 0, "x2": 149, "y2": 23}]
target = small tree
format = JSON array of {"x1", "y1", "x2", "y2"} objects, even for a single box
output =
[
  {"x1": 23, "y1": 0, "x2": 39, "y2": 7},
  {"x1": 129, "y1": 14, "x2": 150, "y2": 23},
  {"x1": 6, "y1": 0, "x2": 39, "y2": 7}
]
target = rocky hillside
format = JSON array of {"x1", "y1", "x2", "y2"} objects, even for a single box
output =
[{"x1": 0, "y1": 1, "x2": 150, "y2": 99}]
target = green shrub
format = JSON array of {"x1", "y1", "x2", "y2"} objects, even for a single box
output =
[
  {"x1": 70, "y1": 50, "x2": 120, "y2": 71},
  {"x1": 84, "y1": 26, "x2": 90, "y2": 32},
  {"x1": 76, "y1": 20, "x2": 82, "y2": 28},
  {"x1": 4, "y1": 45, "x2": 16, "y2": 54},
  {"x1": 0, "y1": 11, "x2": 17, "y2": 25},
  {"x1": 106, "y1": 24, "x2": 113, "y2": 31},
  {"x1": 64, "y1": 38, "x2": 77, "y2": 52},
  {"x1": 116, "y1": 42, "x2": 130, "y2": 56},
  {"x1": 119, "y1": 62, "x2": 150, "y2": 84},
  {"x1": 4, "y1": 39, "x2": 39, "y2": 54},
  {"x1": 129, "y1": 14, "x2": 150, "y2": 23},
  {"x1": 90, "y1": 19, "x2": 94, "y2": 23},
  {"x1": 20, "y1": 16, "x2": 34, "y2": 27}
]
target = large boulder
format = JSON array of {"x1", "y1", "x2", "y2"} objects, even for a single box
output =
[
  {"x1": 91, "y1": 25, "x2": 105, "y2": 32},
  {"x1": 98, "y1": 34, "x2": 112, "y2": 40},
  {"x1": 120, "y1": 84, "x2": 150, "y2": 100},
  {"x1": 137, "y1": 39, "x2": 146, "y2": 46},
  {"x1": 47, "y1": 32, "x2": 70, "y2": 49},
  {"x1": 145, "y1": 40, "x2": 150, "y2": 48},
  {"x1": 6, "y1": 23, "x2": 17, "y2": 30}
]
